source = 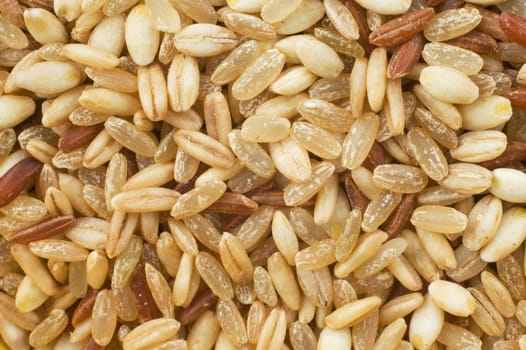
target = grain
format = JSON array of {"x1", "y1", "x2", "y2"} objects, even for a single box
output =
[
  {"x1": 269, "y1": 210, "x2": 298, "y2": 265},
  {"x1": 324, "y1": 0, "x2": 359, "y2": 40},
  {"x1": 342, "y1": 113, "x2": 380, "y2": 170},
  {"x1": 167, "y1": 219, "x2": 197, "y2": 257},
  {"x1": 65, "y1": 217, "x2": 108, "y2": 251},
  {"x1": 288, "y1": 321, "x2": 316, "y2": 350},
  {"x1": 167, "y1": 54, "x2": 199, "y2": 113},
  {"x1": 1, "y1": 195, "x2": 46, "y2": 223},
  {"x1": 424, "y1": 7, "x2": 482, "y2": 41},
  {"x1": 362, "y1": 190, "x2": 402, "y2": 232},
  {"x1": 450, "y1": 130, "x2": 507, "y2": 163},
  {"x1": 0, "y1": 291, "x2": 40, "y2": 330},
  {"x1": 459, "y1": 95, "x2": 511, "y2": 130},
  {"x1": 410, "y1": 205, "x2": 467, "y2": 234},
  {"x1": 124, "y1": 4, "x2": 159, "y2": 66},
  {"x1": 413, "y1": 107, "x2": 458, "y2": 149},
  {"x1": 244, "y1": 301, "x2": 265, "y2": 344},
  {"x1": 219, "y1": 232, "x2": 254, "y2": 284},
  {"x1": 267, "y1": 252, "x2": 302, "y2": 309},
  {"x1": 462, "y1": 194, "x2": 502, "y2": 251},
  {"x1": 275, "y1": 0, "x2": 325, "y2": 35},
  {"x1": 469, "y1": 287, "x2": 506, "y2": 336},
  {"x1": 28, "y1": 309, "x2": 68, "y2": 348},
  {"x1": 416, "y1": 227, "x2": 457, "y2": 270},
  {"x1": 82, "y1": 130, "x2": 121, "y2": 169},
  {"x1": 373, "y1": 164, "x2": 428, "y2": 194},
  {"x1": 388, "y1": 33, "x2": 426, "y2": 80},
  {"x1": 186, "y1": 311, "x2": 221, "y2": 350},
  {"x1": 370, "y1": 8, "x2": 435, "y2": 47},
  {"x1": 91, "y1": 289, "x2": 117, "y2": 346},
  {"x1": 407, "y1": 127, "x2": 449, "y2": 181},
  {"x1": 284, "y1": 161, "x2": 335, "y2": 206},
  {"x1": 256, "y1": 307, "x2": 287, "y2": 350},
  {"x1": 136, "y1": 64, "x2": 167, "y2": 121},
  {"x1": 241, "y1": 115, "x2": 289, "y2": 144},
  {"x1": 314, "y1": 174, "x2": 339, "y2": 225},
  {"x1": 373, "y1": 318, "x2": 407, "y2": 350},
  {"x1": 436, "y1": 322, "x2": 482, "y2": 349},
  {"x1": 296, "y1": 36, "x2": 344, "y2": 80},
  {"x1": 0, "y1": 12, "x2": 28, "y2": 49},
  {"x1": 269, "y1": 137, "x2": 311, "y2": 182},
  {"x1": 85, "y1": 67, "x2": 137, "y2": 93},
  {"x1": 29, "y1": 239, "x2": 89, "y2": 262},
  {"x1": 144, "y1": 0, "x2": 180, "y2": 33},
  {"x1": 409, "y1": 293, "x2": 444, "y2": 350},
  {"x1": 349, "y1": 56, "x2": 368, "y2": 118},
  {"x1": 500, "y1": 11, "x2": 526, "y2": 47},
  {"x1": 352, "y1": 309, "x2": 379, "y2": 350},
  {"x1": 232, "y1": 49, "x2": 285, "y2": 101},
  {"x1": 298, "y1": 98, "x2": 354, "y2": 131},
  {"x1": 211, "y1": 39, "x2": 260, "y2": 85},
  {"x1": 367, "y1": 48, "x2": 388, "y2": 112},
  {"x1": 471, "y1": 73, "x2": 497, "y2": 98},
  {"x1": 480, "y1": 207, "x2": 526, "y2": 262},
  {"x1": 379, "y1": 292, "x2": 424, "y2": 326},
  {"x1": 317, "y1": 326, "x2": 350, "y2": 349},
  {"x1": 422, "y1": 42, "x2": 483, "y2": 76},
  {"x1": 353, "y1": 237, "x2": 407, "y2": 279},
  {"x1": 223, "y1": 12, "x2": 275, "y2": 40},
  {"x1": 314, "y1": 27, "x2": 365, "y2": 60},
  {"x1": 85, "y1": 250, "x2": 107, "y2": 289},
  {"x1": 429, "y1": 280, "x2": 476, "y2": 316},
  {"x1": 354, "y1": 0, "x2": 411, "y2": 15},
  {"x1": 295, "y1": 238, "x2": 337, "y2": 270},
  {"x1": 172, "y1": 0, "x2": 216, "y2": 23},
  {"x1": 196, "y1": 252, "x2": 234, "y2": 300},
  {"x1": 175, "y1": 23, "x2": 237, "y2": 57},
  {"x1": 110, "y1": 234, "x2": 141, "y2": 289},
  {"x1": 171, "y1": 252, "x2": 194, "y2": 306},
  {"x1": 335, "y1": 209, "x2": 362, "y2": 262},
  {"x1": 439, "y1": 162, "x2": 492, "y2": 195},
  {"x1": 381, "y1": 194, "x2": 417, "y2": 235},
  {"x1": 174, "y1": 150, "x2": 199, "y2": 188},
  {"x1": 170, "y1": 179, "x2": 226, "y2": 219},
  {"x1": 297, "y1": 267, "x2": 333, "y2": 309},
  {"x1": 385, "y1": 78, "x2": 406, "y2": 136},
  {"x1": 253, "y1": 266, "x2": 278, "y2": 307},
  {"x1": 174, "y1": 129, "x2": 235, "y2": 169},
  {"x1": 0, "y1": 0, "x2": 24, "y2": 28},
  {"x1": 334, "y1": 230, "x2": 388, "y2": 278},
  {"x1": 291, "y1": 121, "x2": 342, "y2": 160},
  {"x1": 10, "y1": 243, "x2": 60, "y2": 296},
  {"x1": 130, "y1": 262, "x2": 163, "y2": 322},
  {"x1": 8, "y1": 216, "x2": 73, "y2": 243},
  {"x1": 109, "y1": 187, "x2": 179, "y2": 213},
  {"x1": 270, "y1": 66, "x2": 317, "y2": 96},
  {"x1": 121, "y1": 163, "x2": 172, "y2": 192},
  {"x1": 16, "y1": 61, "x2": 83, "y2": 95},
  {"x1": 122, "y1": 318, "x2": 180, "y2": 350},
  {"x1": 0, "y1": 96, "x2": 36, "y2": 131},
  {"x1": 481, "y1": 270, "x2": 516, "y2": 319},
  {"x1": 228, "y1": 129, "x2": 275, "y2": 178},
  {"x1": 216, "y1": 299, "x2": 248, "y2": 345},
  {"x1": 445, "y1": 240, "x2": 485, "y2": 281},
  {"x1": 420, "y1": 66, "x2": 479, "y2": 104},
  {"x1": 14, "y1": 276, "x2": 47, "y2": 313},
  {"x1": 23, "y1": 8, "x2": 67, "y2": 45},
  {"x1": 325, "y1": 296, "x2": 382, "y2": 329}
]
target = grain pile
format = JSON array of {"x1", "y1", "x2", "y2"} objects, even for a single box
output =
[{"x1": 1, "y1": 0, "x2": 526, "y2": 349}]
